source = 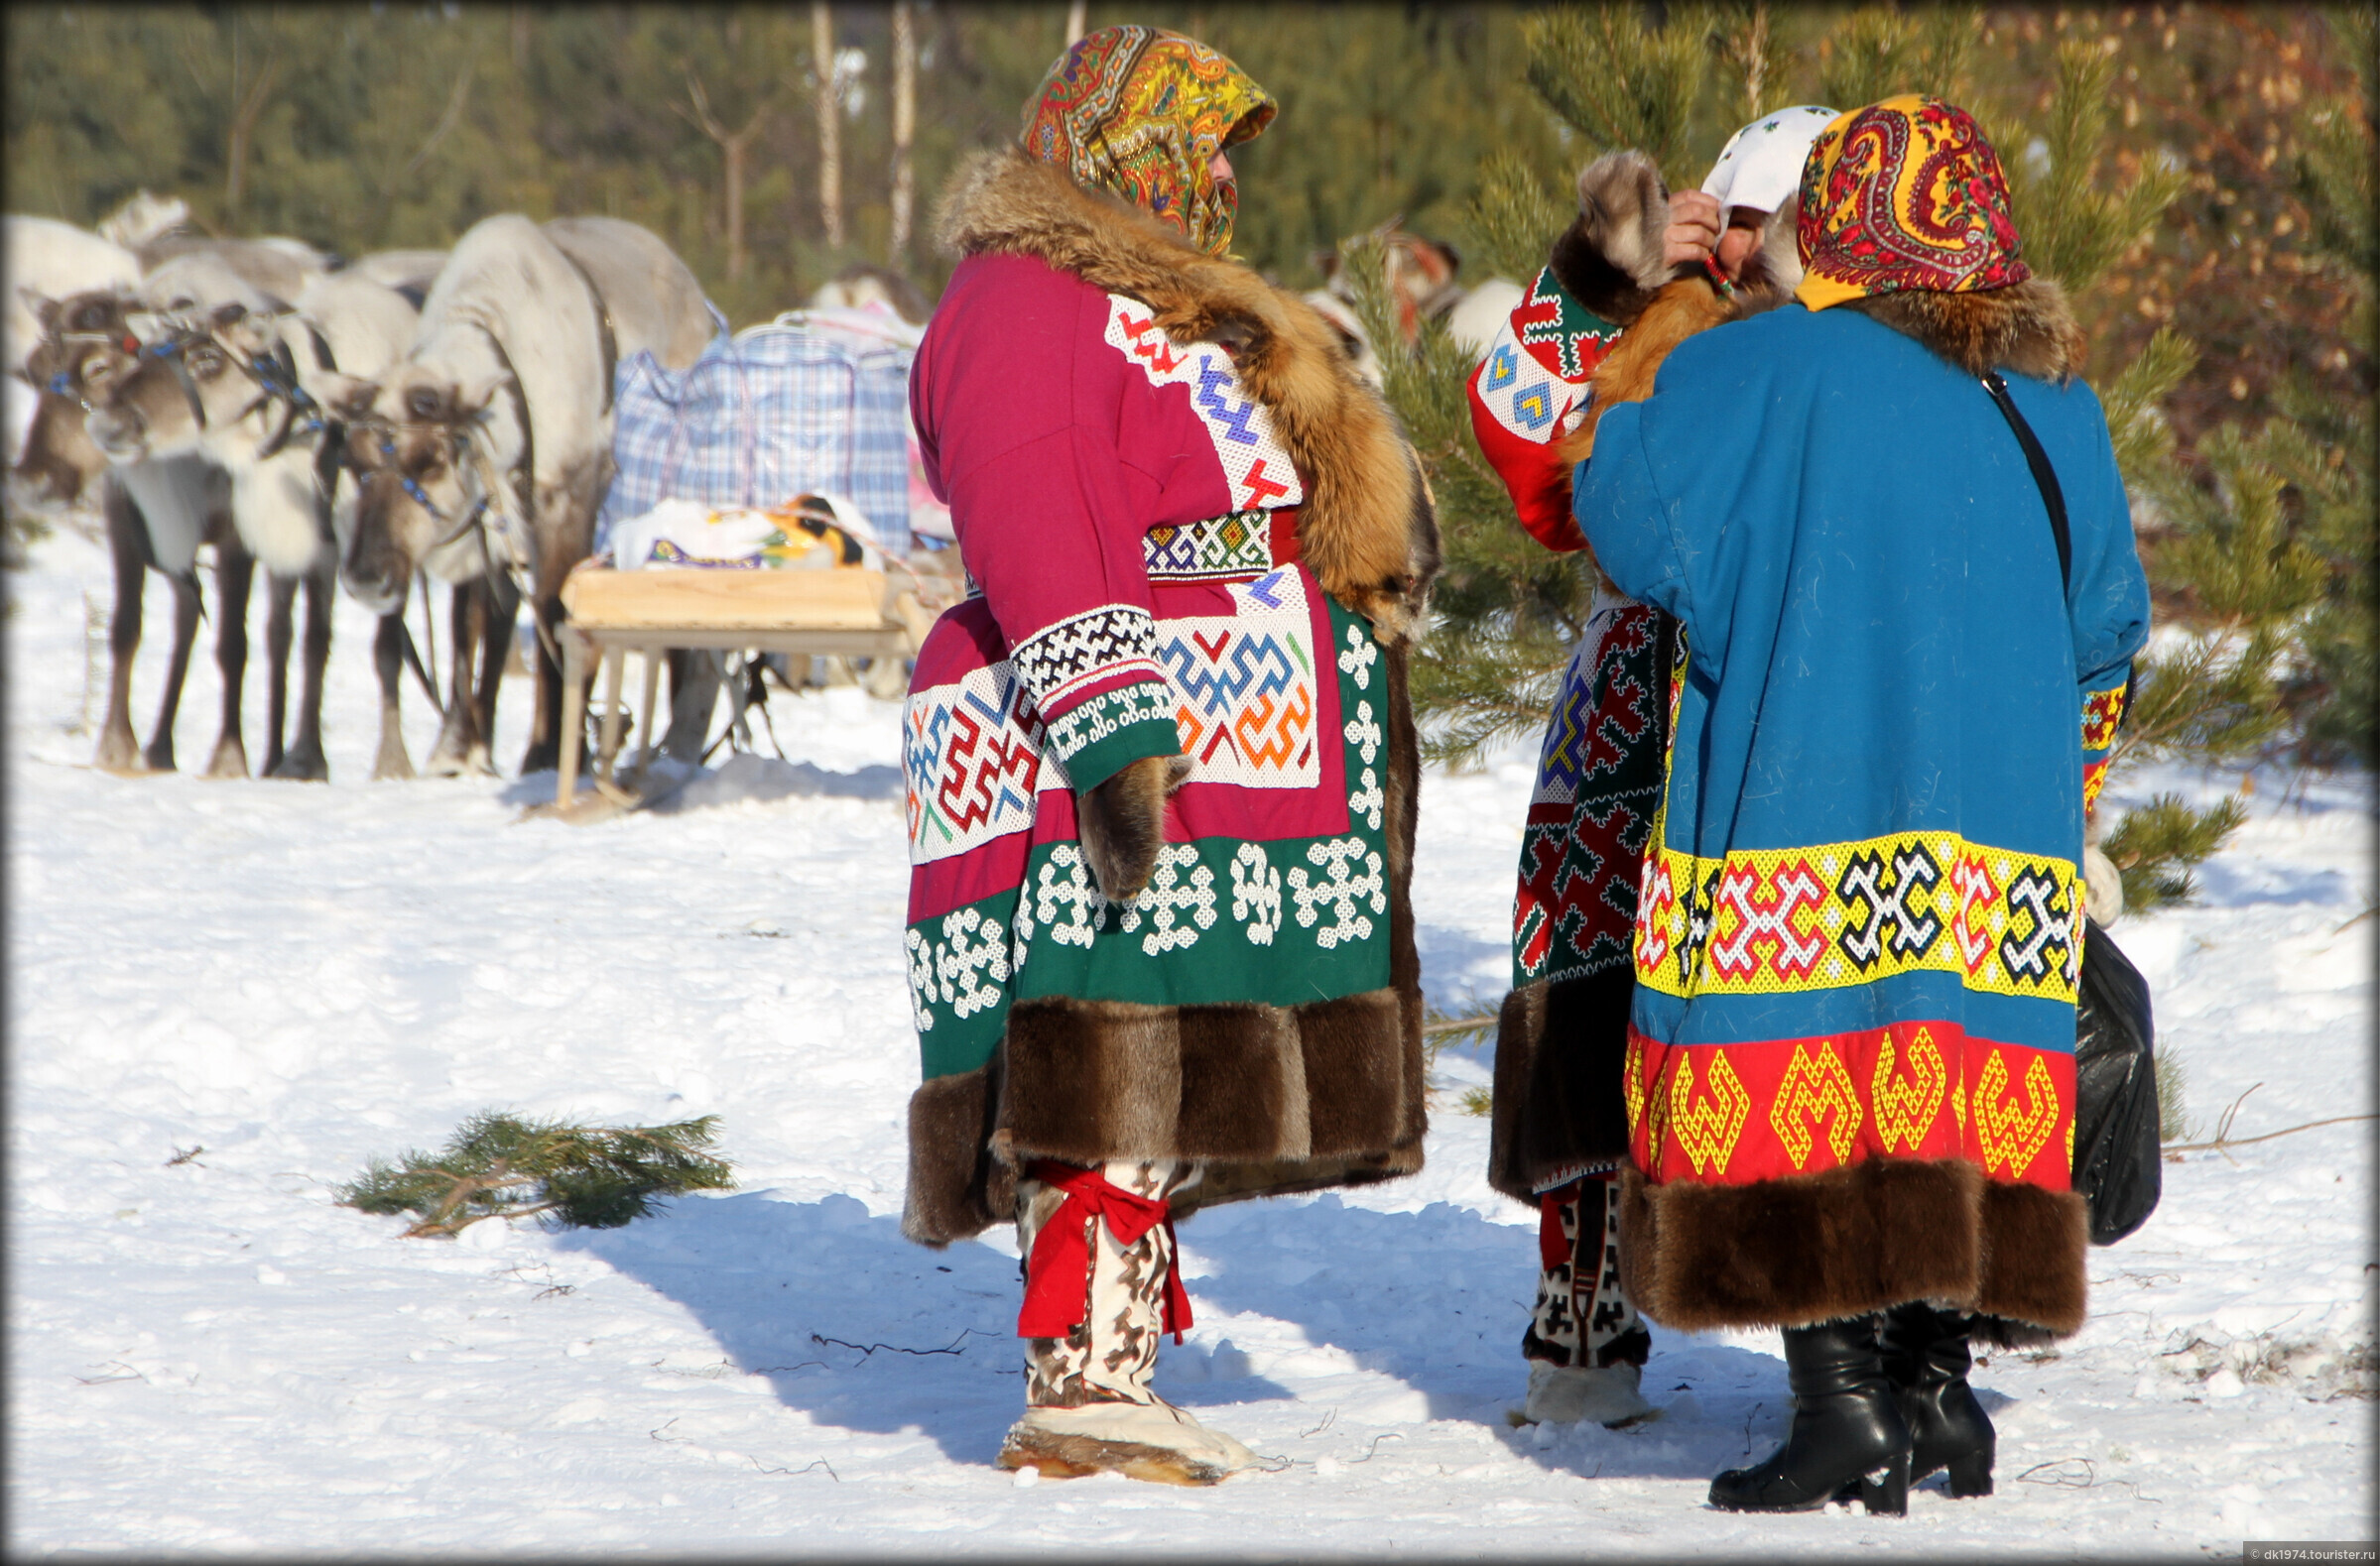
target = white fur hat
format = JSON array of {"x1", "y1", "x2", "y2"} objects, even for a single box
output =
[{"x1": 1701, "y1": 105, "x2": 1842, "y2": 221}]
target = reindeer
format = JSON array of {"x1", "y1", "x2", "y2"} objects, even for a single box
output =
[
  {"x1": 82, "y1": 265, "x2": 424, "y2": 780},
  {"x1": 329, "y1": 214, "x2": 716, "y2": 777},
  {"x1": 13, "y1": 287, "x2": 249, "y2": 776},
  {"x1": 6, "y1": 216, "x2": 143, "y2": 468},
  {"x1": 328, "y1": 214, "x2": 619, "y2": 778}
]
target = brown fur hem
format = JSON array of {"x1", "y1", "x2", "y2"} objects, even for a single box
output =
[
  {"x1": 936, "y1": 149, "x2": 1440, "y2": 644},
  {"x1": 1617, "y1": 1158, "x2": 2089, "y2": 1338},
  {"x1": 1486, "y1": 973, "x2": 1637, "y2": 1204},
  {"x1": 901, "y1": 984, "x2": 1425, "y2": 1245},
  {"x1": 1839, "y1": 278, "x2": 2085, "y2": 382}
]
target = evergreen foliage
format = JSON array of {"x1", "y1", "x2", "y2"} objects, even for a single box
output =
[
  {"x1": 1522, "y1": 4, "x2": 1707, "y2": 187},
  {"x1": 1347, "y1": 3, "x2": 2368, "y2": 914},
  {"x1": 339, "y1": 1112, "x2": 734, "y2": 1239},
  {"x1": 1815, "y1": 3, "x2": 1977, "y2": 112}
]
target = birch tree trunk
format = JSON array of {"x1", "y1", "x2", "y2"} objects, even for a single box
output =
[
  {"x1": 889, "y1": 0, "x2": 917, "y2": 262},
  {"x1": 813, "y1": 1, "x2": 845, "y2": 251}
]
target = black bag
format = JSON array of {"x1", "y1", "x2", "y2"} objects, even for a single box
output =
[
  {"x1": 1982, "y1": 372, "x2": 2165, "y2": 1245},
  {"x1": 2069, "y1": 917, "x2": 2163, "y2": 1243}
]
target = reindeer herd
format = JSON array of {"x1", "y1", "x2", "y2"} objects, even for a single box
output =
[{"x1": 7, "y1": 201, "x2": 716, "y2": 783}]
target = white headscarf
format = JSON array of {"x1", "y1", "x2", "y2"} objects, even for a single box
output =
[{"x1": 1700, "y1": 105, "x2": 1841, "y2": 222}]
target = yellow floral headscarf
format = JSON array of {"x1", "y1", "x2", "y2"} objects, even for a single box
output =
[
  {"x1": 1796, "y1": 95, "x2": 2032, "y2": 311},
  {"x1": 1021, "y1": 26, "x2": 1277, "y2": 257}
]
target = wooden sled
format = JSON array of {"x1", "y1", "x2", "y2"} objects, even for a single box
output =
[{"x1": 522, "y1": 565, "x2": 938, "y2": 825}]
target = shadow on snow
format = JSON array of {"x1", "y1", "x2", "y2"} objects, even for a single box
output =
[{"x1": 562, "y1": 1184, "x2": 1811, "y2": 1483}]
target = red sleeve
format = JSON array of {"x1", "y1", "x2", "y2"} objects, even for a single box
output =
[
  {"x1": 1468, "y1": 361, "x2": 1588, "y2": 553},
  {"x1": 912, "y1": 254, "x2": 1179, "y2": 791}
]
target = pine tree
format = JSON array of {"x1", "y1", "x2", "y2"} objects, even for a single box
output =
[
  {"x1": 339, "y1": 1112, "x2": 735, "y2": 1239},
  {"x1": 1361, "y1": 5, "x2": 2360, "y2": 913}
]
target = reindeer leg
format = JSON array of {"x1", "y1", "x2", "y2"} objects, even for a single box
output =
[
  {"x1": 515, "y1": 584, "x2": 571, "y2": 779},
  {"x1": 371, "y1": 613, "x2": 415, "y2": 781},
  {"x1": 480, "y1": 572, "x2": 522, "y2": 778},
  {"x1": 93, "y1": 482, "x2": 148, "y2": 776},
  {"x1": 427, "y1": 579, "x2": 484, "y2": 776},
  {"x1": 262, "y1": 574, "x2": 297, "y2": 777},
  {"x1": 142, "y1": 564, "x2": 205, "y2": 775},
  {"x1": 269, "y1": 561, "x2": 333, "y2": 781},
  {"x1": 204, "y1": 539, "x2": 254, "y2": 779}
]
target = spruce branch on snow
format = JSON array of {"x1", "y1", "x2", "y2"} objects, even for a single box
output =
[{"x1": 339, "y1": 1112, "x2": 734, "y2": 1238}]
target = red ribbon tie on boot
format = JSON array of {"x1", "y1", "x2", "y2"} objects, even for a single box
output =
[{"x1": 1016, "y1": 1160, "x2": 1192, "y2": 1344}]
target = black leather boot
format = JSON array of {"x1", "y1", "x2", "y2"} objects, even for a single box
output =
[
  {"x1": 1880, "y1": 1301, "x2": 1994, "y2": 1498},
  {"x1": 1708, "y1": 1315, "x2": 1913, "y2": 1515}
]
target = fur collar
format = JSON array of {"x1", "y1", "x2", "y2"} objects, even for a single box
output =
[
  {"x1": 1840, "y1": 278, "x2": 2085, "y2": 382},
  {"x1": 937, "y1": 149, "x2": 1440, "y2": 644}
]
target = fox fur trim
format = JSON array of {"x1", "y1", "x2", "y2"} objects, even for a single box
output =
[
  {"x1": 936, "y1": 149, "x2": 1441, "y2": 645},
  {"x1": 901, "y1": 642, "x2": 1428, "y2": 1246},
  {"x1": 1842, "y1": 277, "x2": 2087, "y2": 382},
  {"x1": 1548, "y1": 153, "x2": 1804, "y2": 471},
  {"x1": 1077, "y1": 753, "x2": 1190, "y2": 899},
  {"x1": 1617, "y1": 1159, "x2": 2089, "y2": 1338}
]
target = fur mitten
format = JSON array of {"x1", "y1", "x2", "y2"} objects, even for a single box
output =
[{"x1": 1077, "y1": 753, "x2": 1193, "y2": 903}]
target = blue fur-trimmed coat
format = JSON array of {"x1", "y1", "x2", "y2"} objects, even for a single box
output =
[{"x1": 1575, "y1": 282, "x2": 2150, "y2": 1337}]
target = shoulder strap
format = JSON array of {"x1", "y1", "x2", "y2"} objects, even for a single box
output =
[{"x1": 1981, "y1": 369, "x2": 2071, "y2": 591}]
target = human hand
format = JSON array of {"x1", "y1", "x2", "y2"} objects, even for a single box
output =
[{"x1": 1664, "y1": 189, "x2": 1722, "y2": 270}]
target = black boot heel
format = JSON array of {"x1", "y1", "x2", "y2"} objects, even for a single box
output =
[
  {"x1": 1707, "y1": 1316, "x2": 1914, "y2": 1513},
  {"x1": 1943, "y1": 1449, "x2": 1994, "y2": 1499},
  {"x1": 1854, "y1": 1453, "x2": 1911, "y2": 1515},
  {"x1": 1881, "y1": 1303, "x2": 1996, "y2": 1499}
]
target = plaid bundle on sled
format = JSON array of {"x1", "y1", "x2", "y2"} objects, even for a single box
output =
[{"x1": 599, "y1": 310, "x2": 917, "y2": 556}]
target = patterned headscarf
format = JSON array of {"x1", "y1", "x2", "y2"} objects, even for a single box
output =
[
  {"x1": 1021, "y1": 25, "x2": 1277, "y2": 257},
  {"x1": 1795, "y1": 95, "x2": 2032, "y2": 311}
]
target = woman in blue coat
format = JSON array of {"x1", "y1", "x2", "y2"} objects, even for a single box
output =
[{"x1": 1575, "y1": 98, "x2": 2150, "y2": 1513}]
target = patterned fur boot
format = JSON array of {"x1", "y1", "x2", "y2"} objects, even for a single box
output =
[
  {"x1": 1519, "y1": 1173, "x2": 1656, "y2": 1427},
  {"x1": 997, "y1": 1159, "x2": 1257, "y2": 1486}
]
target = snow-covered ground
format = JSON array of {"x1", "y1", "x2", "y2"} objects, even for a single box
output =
[{"x1": 8, "y1": 526, "x2": 2373, "y2": 1557}]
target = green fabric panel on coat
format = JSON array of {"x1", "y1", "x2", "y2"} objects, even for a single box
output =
[{"x1": 911, "y1": 595, "x2": 1393, "y2": 1081}]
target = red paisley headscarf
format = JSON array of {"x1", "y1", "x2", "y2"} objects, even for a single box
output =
[
  {"x1": 1020, "y1": 25, "x2": 1277, "y2": 257},
  {"x1": 1796, "y1": 95, "x2": 2032, "y2": 311}
]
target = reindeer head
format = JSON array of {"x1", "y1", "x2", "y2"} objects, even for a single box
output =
[
  {"x1": 9, "y1": 288, "x2": 140, "y2": 509},
  {"x1": 79, "y1": 301, "x2": 285, "y2": 465},
  {"x1": 337, "y1": 363, "x2": 510, "y2": 613}
]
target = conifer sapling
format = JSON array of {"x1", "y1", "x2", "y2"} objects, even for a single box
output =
[{"x1": 339, "y1": 1112, "x2": 735, "y2": 1239}]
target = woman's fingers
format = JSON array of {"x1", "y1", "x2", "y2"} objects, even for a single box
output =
[{"x1": 1664, "y1": 189, "x2": 1723, "y2": 268}]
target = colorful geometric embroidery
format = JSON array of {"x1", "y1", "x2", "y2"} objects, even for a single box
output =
[
  {"x1": 1973, "y1": 1047, "x2": 2061, "y2": 1177},
  {"x1": 2080, "y1": 681, "x2": 2129, "y2": 751},
  {"x1": 1513, "y1": 266, "x2": 1623, "y2": 381},
  {"x1": 1042, "y1": 679, "x2": 1175, "y2": 774},
  {"x1": 1667, "y1": 1048, "x2": 1750, "y2": 1178},
  {"x1": 1156, "y1": 568, "x2": 1319, "y2": 788},
  {"x1": 1511, "y1": 382, "x2": 1557, "y2": 431},
  {"x1": 1633, "y1": 829, "x2": 2081, "y2": 1004},
  {"x1": 1104, "y1": 294, "x2": 1305, "y2": 512},
  {"x1": 910, "y1": 581, "x2": 1389, "y2": 1081},
  {"x1": 1514, "y1": 601, "x2": 1670, "y2": 986},
  {"x1": 1626, "y1": 1023, "x2": 2073, "y2": 1188},
  {"x1": 905, "y1": 905, "x2": 1015, "y2": 1032},
  {"x1": 1289, "y1": 836, "x2": 1387, "y2": 948},
  {"x1": 2081, "y1": 759, "x2": 2111, "y2": 816},
  {"x1": 1769, "y1": 1040, "x2": 1862, "y2": 1170},
  {"x1": 1869, "y1": 1026, "x2": 1949, "y2": 1152},
  {"x1": 1011, "y1": 603, "x2": 1164, "y2": 714},
  {"x1": 904, "y1": 662, "x2": 1047, "y2": 866},
  {"x1": 1144, "y1": 511, "x2": 1276, "y2": 580}
]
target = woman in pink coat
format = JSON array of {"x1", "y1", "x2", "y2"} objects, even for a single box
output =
[{"x1": 898, "y1": 26, "x2": 1438, "y2": 1484}]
